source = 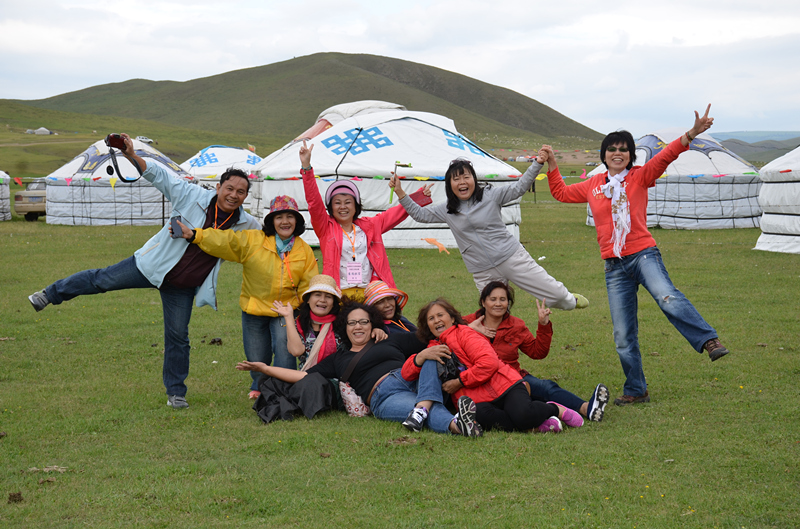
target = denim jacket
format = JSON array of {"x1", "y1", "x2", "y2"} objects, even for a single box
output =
[{"x1": 133, "y1": 160, "x2": 261, "y2": 309}]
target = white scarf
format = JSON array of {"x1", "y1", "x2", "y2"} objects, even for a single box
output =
[{"x1": 600, "y1": 169, "x2": 630, "y2": 258}]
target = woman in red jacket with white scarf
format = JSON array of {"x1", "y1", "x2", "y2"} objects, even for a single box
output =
[
  {"x1": 402, "y1": 299, "x2": 583, "y2": 433},
  {"x1": 545, "y1": 105, "x2": 730, "y2": 407}
]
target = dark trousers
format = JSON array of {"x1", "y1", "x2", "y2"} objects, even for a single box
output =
[{"x1": 476, "y1": 383, "x2": 559, "y2": 432}]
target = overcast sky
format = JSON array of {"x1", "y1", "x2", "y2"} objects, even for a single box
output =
[{"x1": 1, "y1": 0, "x2": 798, "y2": 137}]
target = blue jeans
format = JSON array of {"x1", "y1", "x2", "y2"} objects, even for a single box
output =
[
  {"x1": 241, "y1": 312, "x2": 296, "y2": 390},
  {"x1": 370, "y1": 362, "x2": 453, "y2": 434},
  {"x1": 523, "y1": 374, "x2": 584, "y2": 412},
  {"x1": 604, "y1": 247, "x2": 718, "y2": 397},
  {"x1": 45, "y1": 255, "x2": 197, "y2": 398}
]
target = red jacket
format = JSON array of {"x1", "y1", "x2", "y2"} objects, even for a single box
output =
[
  {"x1": 402, "y1": 324, "x2": 521, "y2": 404},
  {"x1": 462, "y1": 312, "x2": 552, "y2": 378},
  {"x1": 547, "y1": 138, "x2": 689, "y2": 259},
  {"x1": 302, "y1": 168, "x2": 431, "y2": 288}
]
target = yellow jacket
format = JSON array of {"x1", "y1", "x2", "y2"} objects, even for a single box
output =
[{"x1": 193, "y1": 228, "x2": 318, "y2": 317}]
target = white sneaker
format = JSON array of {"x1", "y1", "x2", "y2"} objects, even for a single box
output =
[{"x1": 167, "y1": 395, "x2": 189, "y2": 409}]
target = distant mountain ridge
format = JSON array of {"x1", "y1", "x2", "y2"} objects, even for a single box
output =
[
  {"x1": 720, "y1": 136, "x2": 800, "y2": 165},
  {"x1": 712, "y1": 131, "x2": 800, "y2": 143},
  {"x1": 16, "y1": 52, "x2": 602, "y2": 143}
]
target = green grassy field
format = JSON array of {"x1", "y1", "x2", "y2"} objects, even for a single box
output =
[{"x1": 1, "y1": 183, "x2": 798, "y2": 528}]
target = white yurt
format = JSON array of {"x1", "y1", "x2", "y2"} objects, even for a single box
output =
[
  {"x1": 754, "y1": 145, "x2": 800, "y2": 254},
  {"x1": 253, "y1": 101, "x2": 525, "y2": 248},
  {"x1": 586, "y1": 129, "x2": 762, "y2": 229},
  {"x1": 46, "y1": 139, "x2": 194, "y2": 226},
  {"x1": 180, "y1": 145, "x2": 263, "y2": 212},
  {"x1": 0, "y1": 171, "x2": 10, "y2": 221}
]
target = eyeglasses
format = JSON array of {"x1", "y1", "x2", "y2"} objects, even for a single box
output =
[
  {"x1": 346, "y1": 319, "x2": 371, "y2": 327},
  {"x1": 606, "y1": 146, "x2": 629, "y2": 153}
]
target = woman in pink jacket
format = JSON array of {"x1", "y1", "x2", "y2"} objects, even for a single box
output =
[
  {"x1": 299, "y1": 141, "x2": 431, "y2": 301},
  {"x1": 402, "y1": 299, "x2": 583, "y2": 434}
]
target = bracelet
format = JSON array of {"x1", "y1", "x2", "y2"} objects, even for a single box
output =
[
  {"x1": 414, "y1": 355, "x2": 422, "y2": 368},
  {"x1": 188, "y1": 230, "x2": 196, "y2": 243},
  {"x1": 301, "y1": 165, "x2": 312, "y2": 171},
  {"x1": 685, "y1": 131, "x2": 694, "y2": 142}
]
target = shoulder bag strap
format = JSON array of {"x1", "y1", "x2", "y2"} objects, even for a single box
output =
[
  {"x1": 300, "y1": 323, "x2": 330, "y2": 373},
  {"x1": 340, "y1": 340, "x2": 374, "y2": 383}
]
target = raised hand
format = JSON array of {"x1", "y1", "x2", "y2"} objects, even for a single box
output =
[
  {"x1": 272, "y1": 300, "x2": 294, "y2": 319},
  {"x1": 691, "y1": 104, "x2": 714, "y2": 136},
  {"x1": 388, "y1": 172, "x2": 406, "y2": 199},
  {"x1": 299, "y1": 140, "x2": 313, "y2": 168},
  {"x1": 536, "y1": 298, "x2": 551, "y2": 325}
]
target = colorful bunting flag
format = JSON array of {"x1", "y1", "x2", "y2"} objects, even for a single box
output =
[{"x1": 13, "y1": 177, "x2": 23, "y2": 187}]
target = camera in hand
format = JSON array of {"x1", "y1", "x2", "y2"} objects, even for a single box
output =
[{"x1": 105, "y1": 133, "x2": 126, "y2": 150}]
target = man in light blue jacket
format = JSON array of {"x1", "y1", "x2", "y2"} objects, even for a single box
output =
[{"x1": 28, "y1": 134, "x2": 261, "y2": 408}]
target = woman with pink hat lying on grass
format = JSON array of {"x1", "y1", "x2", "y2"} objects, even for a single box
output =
[
  {"x1": 299, "y1": 141, "x2": 432, "y2": 302},
  {"x1": 176, "y1": 195, "x2": 317, "y2": 398}
]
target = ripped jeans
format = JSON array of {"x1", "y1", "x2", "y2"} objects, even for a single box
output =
[{"x1": 604, "y1": 246, "x2": 718, "y2": 397}]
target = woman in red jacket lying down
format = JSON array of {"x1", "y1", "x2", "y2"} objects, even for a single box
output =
[{"x1": 402, "y1": 299, "x2": 584, "y2": 434}]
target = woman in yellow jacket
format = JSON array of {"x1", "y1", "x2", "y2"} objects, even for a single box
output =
[{"x1": 176, "y1": 195, "x2": 318, "y2": 398}]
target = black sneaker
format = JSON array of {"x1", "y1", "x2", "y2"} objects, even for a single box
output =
[
  {"x1": 402, "y1": 406, "x2": 428, "y2": 432},
  {"x1": 28, "y1": 290, "x2": 50, "y2": 312},
  {"x1": 455, "y1": 396, "x2": 483, "y2": 437},
  {"x1": 586, "y1": 383, "x2": 609, "y2": 422},
  {"x1": 704, "y1": 338, "x2": 730, "y2": 362}
]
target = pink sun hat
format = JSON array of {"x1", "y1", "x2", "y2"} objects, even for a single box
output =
[
  {"x1": 324, "y1": 180, "x2": 361, "y2": 205},
  {"x1": 363, "y1": 280, "x2": 409, "y2": 309}
]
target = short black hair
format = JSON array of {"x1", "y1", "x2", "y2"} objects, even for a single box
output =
[
  {"x1": 262, "y1": 210, "x2": 306, "y2": 238},
  {"x1": 601, "y1": 131, "x2": 636, "y2": 171},
  {"x1": 445, "y1": 159, "x2": 485, "y2": 214},
  {"x1": 220, "y1": 167, "x2": 252, "y2": 192},
  {"x1": 415, "y1": 298, "x2": 467, "y2": 343},
  {"x1": 333, "y1": 302, "x2": 385, "y2": 349},
  {"x1": 476, "y1": 281, "x2": 515, "y2": 317}
]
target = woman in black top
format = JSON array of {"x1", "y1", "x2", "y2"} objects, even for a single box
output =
[{"x1": 237, "y1": 303, "x2": 481, "y2": 436}]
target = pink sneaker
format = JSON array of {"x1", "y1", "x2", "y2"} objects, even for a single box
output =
[
  {"x1": 537, "y1": 416, "x2": 563, "y2": 433},
  {"x1": 548, "y1": 402, "x2": 584, "y2": 428}
]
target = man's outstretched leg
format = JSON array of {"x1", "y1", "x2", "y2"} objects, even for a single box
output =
[{"x1": 30, "y1": 256, "x2": 154, "y2": 311}]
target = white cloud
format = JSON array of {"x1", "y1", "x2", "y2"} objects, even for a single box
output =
[{"x1": 1, "y1": 0, "x2": 799, "y2": 134}]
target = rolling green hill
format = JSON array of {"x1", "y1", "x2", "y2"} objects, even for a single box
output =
[
  {"x1": 0, "y1": 100, "x2": 285, "y2": 178},
  {"x1": 17, "y1": 52, "x2": 602, "y2": 143}
]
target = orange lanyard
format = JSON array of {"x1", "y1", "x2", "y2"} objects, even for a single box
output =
[
  {"x1": 342, "y1": 225, "x2": 358, "y2": 261},
  {"x1": 280, "y1": 249, "x2": 300, "y2": 303},
  {"x1": 389, "y1": 318, "x2": 411, "y2": 332},
  {"x1": 213, "y1": 202, "x2": 235, "y2": 229}
]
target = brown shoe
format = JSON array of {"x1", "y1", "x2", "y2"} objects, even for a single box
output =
[
  {"x1": 614, "y1": 391, "x2": 650, "y2": 406},
  {"x1": 704, "y1": 338, "x2": 730, "y2": 362}
]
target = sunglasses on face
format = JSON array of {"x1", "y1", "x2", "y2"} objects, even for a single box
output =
[
  {"x1": 606, "y1": 147, "x2": 629, "y2": 153},
  {"x1": 346, "y1": 319, "x2": 371, "y2": 327}
]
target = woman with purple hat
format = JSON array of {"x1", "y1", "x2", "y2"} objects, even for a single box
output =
[
  {"x1": 299, "y1": 141, "x2": 432, "y2": 302},
  {"x1": 175, "y1": 195, "x2": 318, "y2": 398},
  {"x1": 364, "y1": 280, "x2": 417, "y2": 335}
]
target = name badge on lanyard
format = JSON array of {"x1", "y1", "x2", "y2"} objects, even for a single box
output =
[{"x1": 346, "y1": 261, "x2": 363, "y2": 285}]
